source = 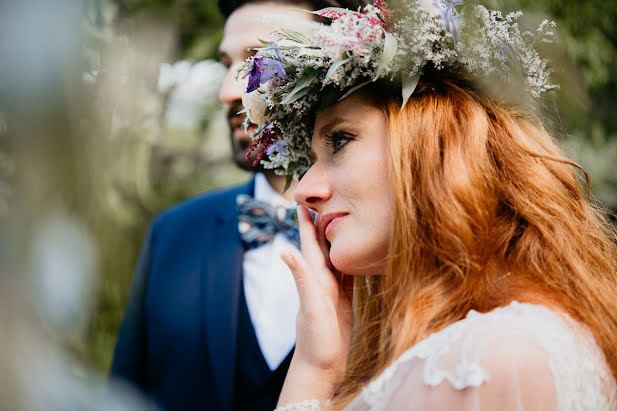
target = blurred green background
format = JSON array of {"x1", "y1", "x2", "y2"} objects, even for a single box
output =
[{"x1": 18, "y1": 0, "x2": 616, "y2": 373}]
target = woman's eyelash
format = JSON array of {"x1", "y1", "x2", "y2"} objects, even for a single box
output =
[{"x1": 324, "y1": 131, "x2": 355, "y2": 152}]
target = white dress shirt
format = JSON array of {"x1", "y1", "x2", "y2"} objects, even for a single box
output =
[{"x1": 243, "y1": 173, "x2": 299, "y2": 370}]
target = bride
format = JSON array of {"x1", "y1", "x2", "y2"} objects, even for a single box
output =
[{"x1": 240, "y1": 1, "x2": 617, "y2": 409}]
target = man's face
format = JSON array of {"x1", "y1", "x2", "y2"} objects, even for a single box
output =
[{"x1": 218, "y1": 2, "x2": 314, "y2": 171}]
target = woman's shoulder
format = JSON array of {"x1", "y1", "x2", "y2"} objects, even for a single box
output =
[{"x1": 355, "y1": 301, "x2": 616, "y2": 411}]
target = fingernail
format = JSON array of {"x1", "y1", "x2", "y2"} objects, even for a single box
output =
[{"x1": 298, "y1": 205, "x2": 316, "y2": 221}]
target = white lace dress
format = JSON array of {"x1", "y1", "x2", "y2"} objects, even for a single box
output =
[{"x1": 277, "y1": 301, "x2": 617, "y2": 411}]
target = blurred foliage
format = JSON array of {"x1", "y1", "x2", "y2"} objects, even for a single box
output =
[
  {"x1": 113, "y1": 0, "x2": 225, "y2": 59},
  {"x1": 71, "y1": 0, "x2": 617, "y2": 374},
  {"x1": 77, "y1": 0, "x2": 249, "y2": 371}
]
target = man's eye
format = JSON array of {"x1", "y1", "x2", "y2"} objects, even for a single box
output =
[
  {"x1": 324, "y1": 131, "x2": 354, "y2": 153},
  {"x1": 219, "y1": 58, "x2": 231, "y2": 69}
]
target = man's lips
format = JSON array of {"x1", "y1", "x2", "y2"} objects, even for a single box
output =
[
  {"x1": 229, "y1": 115, "x2": 256, "y2": 139},
  {"x1": 319, "y1": 212, "x2": 349, "y2": 239},
  {"x1": 229, "y1": 115, "x2": 244, "y2": 130},
  {"x1": 233, "y1": 126, "x2": 256, "y2": 139}
]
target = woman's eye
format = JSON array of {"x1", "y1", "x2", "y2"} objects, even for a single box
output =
[{"x1": 324, "y1": 131, "x2": 354, "y2": 153}]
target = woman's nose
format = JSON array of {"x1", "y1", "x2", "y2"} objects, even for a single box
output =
[{"x1": 294, "y1": 164, "x2": 332, "y2": 210}]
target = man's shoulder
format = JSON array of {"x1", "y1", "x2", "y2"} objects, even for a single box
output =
[{"x1": 151, "y1": 179, "x2": 253, "y2": 232}]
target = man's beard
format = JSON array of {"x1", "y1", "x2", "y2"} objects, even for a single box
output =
[{"x1": 227, "y1": 101, "x2": 267, "y2": 173}]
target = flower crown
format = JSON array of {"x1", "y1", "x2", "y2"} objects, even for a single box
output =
[{"x1": 239, "y1": 0, "x2": 558, "y2": 180}]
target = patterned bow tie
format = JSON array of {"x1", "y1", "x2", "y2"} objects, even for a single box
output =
[{"x1": 237, "y1": 194, "x2": 300, "y2": 249}]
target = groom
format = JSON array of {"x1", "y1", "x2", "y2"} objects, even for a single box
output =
[{"x1": 110, "y1": 1, "x2": 366, "y2": 410}]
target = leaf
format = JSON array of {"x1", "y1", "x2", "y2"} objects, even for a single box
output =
[
  {"x1": 281, "y1": 28, "x2": 309, "y2": 44},
  {"x1": 325, "y1": 58, "x2": 350, "y2": 82},
  {"x1": 258, "y1": 38, "x2": 274, "y2": 45},
  {"x1": 282, "y1": 86, "x2": 311, "y2": 105},
  {"x1": 338, "y1": 79, "x2": 373, "y2": 101},
  {"x1": 281, "y1": 68, "x2": 320, "y2": 104},
  {"x1": 401, "y1": 72, "x2": 420, "y2": 112},
  {"x1": 289, "y1": 8, "x2": 316, "y2": 14},
  {"x1": 284, "y1": 173, "x2": 294, "y2": 192},
  {"x1": 374, "y1": 31, "x2": 398, "y2": 80},
  {"x1": 270, "y1": 46, "x2": 301, "y2": 50}
]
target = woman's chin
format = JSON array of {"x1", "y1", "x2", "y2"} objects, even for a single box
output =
[{"x1": 330, "y1": 248, "x2": 385, "y2": 276}]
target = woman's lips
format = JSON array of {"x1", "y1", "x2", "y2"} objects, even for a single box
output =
[{"x1": 320, "y1": 212, "x2": 349, "y2": 239}]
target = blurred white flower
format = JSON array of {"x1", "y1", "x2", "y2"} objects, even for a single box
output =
[
  {"x1": 420, "y1": 0, "x2": 441, "y2": 15},
  {"x1": 81, "y1": 70, "x2": 99, "y2": 85},
  {"x1": 161, "y1": 60, "x2": 226, "y2": 129},
  {"x1": 31, "y1": 214, "x2": 97, "y2": 331},
  {"x1": 242, "y1": 90, "x2": 270, "y2": 128},
  {"x1": 158, "y1": 60, "x2": 192, "y2": 94}
]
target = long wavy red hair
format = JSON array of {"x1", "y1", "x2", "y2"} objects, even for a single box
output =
[{"x1": 331, "y1": 70, "x2": 617, "y2": 407}]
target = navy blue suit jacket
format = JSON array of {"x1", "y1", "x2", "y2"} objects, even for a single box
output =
[{"x1": 111, "y1": 178, "x2": 255, "y2": 411}]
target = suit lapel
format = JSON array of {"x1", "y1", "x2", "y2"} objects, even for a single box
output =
[{"x1": 202, "y1": 178, "x2": 254, "y2": 411}]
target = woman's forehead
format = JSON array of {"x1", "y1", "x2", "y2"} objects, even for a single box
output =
[{"x1": 313, "y1": 94, "x2": 379, "y2": 133}]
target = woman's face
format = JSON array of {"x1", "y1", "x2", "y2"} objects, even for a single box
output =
[{"x1": 294, "y1": 93, "x2": 395, "y2": 275}]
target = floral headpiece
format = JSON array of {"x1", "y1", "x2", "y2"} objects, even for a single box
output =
[{"x1": 239, "y1": 0, "x2": 558, "y2": 180}]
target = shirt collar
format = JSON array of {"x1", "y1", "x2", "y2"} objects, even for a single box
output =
[{"x1": 253, "y1": 172, "x2": 297, "y2": 209}]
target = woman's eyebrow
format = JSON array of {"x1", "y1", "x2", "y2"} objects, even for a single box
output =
[{"x1": 317, "y1": 116, "x2": 348, "y2": 137}]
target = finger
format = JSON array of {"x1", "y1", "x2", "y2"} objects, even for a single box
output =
[
  {"x1": 297, "y1": 205, "x2": 327, "y2": 268},
  {"x1": 281, "y1": 251, "x2": 307, "y2": 295},
  {"x1": 280, "y1": 251, "x2": 321, "y2": 304},
  {"x1": 314, "y1": 213, "x2": 334, "y2": 272}
]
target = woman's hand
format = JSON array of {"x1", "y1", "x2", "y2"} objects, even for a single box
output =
[{"x1": 278, "y1": 205, "x2": 354, "y2": 405}]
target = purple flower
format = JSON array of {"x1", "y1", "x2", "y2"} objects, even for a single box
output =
[
  {"x1": 433, "y1": 0, "x2": 463, "y2": 42},
  {"x1": 262, "y1": 45, "x2": 283, "y2": 61},
  {"x1": 243, "y1": 53, "x2": 288, "y2": 93},
  {"x1": 260, "y1": 57, "x2": 287, "y2": 81},
  {"x1": 243, "y1": 58, "x2": 259, "y2": 93},
  {"x1": 266, "y1": 140, "x2": 287, "y2": 156}
]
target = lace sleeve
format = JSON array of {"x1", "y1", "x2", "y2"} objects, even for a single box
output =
[
  {"x1": 379, "y1": 333, "x2": 558, "y2": 410},
  {"x1": 274, "y1": 399, "x2": 328, "y2": 411},
  {"x1": 345, "y1": 302, "x2": 616, "y2": 411}
]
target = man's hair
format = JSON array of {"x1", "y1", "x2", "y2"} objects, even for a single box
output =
[{"x1": 217, "y1": 0, "x2": 369, "y2": 19}]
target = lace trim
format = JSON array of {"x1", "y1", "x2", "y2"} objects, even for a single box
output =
[
  {"x1": 274, "y1": 399, "x2": 327, "y2": 411},
  {"x1": 359, "y1": 301, "x2": 616, "y2": 410}
]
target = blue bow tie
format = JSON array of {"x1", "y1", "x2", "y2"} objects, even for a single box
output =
[{"x1": 237, "y1": 194, "x2": 300, "y2": 249}]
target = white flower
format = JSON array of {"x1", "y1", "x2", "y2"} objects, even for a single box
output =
[
  {"x1": 158, "y1": 61, "x2": 192, "y2": 93},
  {"x1": 242, "y1": 90, "x2": 271, "y2": 128},
  {"x1": 420, "y1": 0, "x2": 441, "y2": 16},
  {"x1": 163, "y1": 59, "x2": 226, "y2": 129}
]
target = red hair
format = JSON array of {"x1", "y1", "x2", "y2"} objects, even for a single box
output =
[{"x1": 333, "y1": 71, "x2": 617, "y2": 407}]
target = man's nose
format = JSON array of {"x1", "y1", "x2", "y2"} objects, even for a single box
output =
[
  {"x1": 294, "y1": 163, "x2": 333, "y2": 210},
  {"x1": 219, "y1": 64, "x2": 246, "y2": 106}
]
